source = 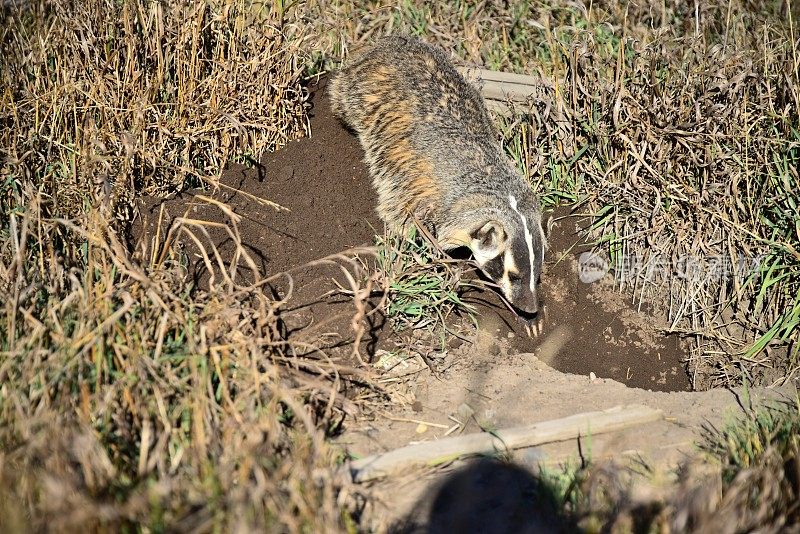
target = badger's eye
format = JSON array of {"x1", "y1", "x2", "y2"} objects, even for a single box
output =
[{"x1": 508, "y1": 272, "x2": 522, "y2": 283}]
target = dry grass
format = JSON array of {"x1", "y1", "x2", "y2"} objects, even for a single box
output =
[
  {"x1": 697, "y1": 395, "x2": 800, "y2": 532},
  {"x1": 0, "y1": 192, "x2": 364, "y2": 531},
  {"x1": 0, "y1": 0, "x2": 355, "y2": 530},
  {"x1": 1, "y1": 0, "x2": 310, "y2": 223}
]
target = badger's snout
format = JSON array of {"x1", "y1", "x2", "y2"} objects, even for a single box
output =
[
  {"x1": 500, "y1": 233, "x2": 543, "y2": 317},
  {"x1": 508, "y1": 285, "x2": 539, "y2": 315},
  {"x1": 498, "y1": 272, "x2": 541, "y2": 317}
]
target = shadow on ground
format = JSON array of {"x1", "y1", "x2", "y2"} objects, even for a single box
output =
[{"x1": 388, "y1": 458, "x2": 573, "y2": 534}]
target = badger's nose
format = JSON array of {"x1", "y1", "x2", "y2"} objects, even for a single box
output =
[
  {"x1": 514, "y1": 290, "x2": 539, "y2": 316},
  {"x1": 521, "y1": 299, "x2": 538, "y2": 315}
]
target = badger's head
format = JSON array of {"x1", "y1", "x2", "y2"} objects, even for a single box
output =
[{"x1": 467, "y1": 194, "x2": 546, "y2": 316}]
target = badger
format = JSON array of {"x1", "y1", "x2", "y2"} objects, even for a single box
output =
[{"x1": 329, "y1": 35, "x2": 546, "y2": 316}]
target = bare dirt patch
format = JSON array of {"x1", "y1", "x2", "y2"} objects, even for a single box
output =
[
  {"x1": 131, "y1": 79, "x2": 689, "y2": 391},
  {"x1": 339, "y1": 361, "x2": 795, "y2": 532}
]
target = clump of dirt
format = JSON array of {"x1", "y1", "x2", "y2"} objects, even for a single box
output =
[{"x1": 131, "y1": 79, "x2": 690, "y2": 392}]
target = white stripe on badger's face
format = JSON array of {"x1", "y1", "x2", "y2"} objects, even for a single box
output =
[{"x1": 508, "y1": 194, "x2": 536, "y2": 294}]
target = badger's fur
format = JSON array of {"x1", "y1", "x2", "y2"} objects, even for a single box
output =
[{"x1": 329, "y1": 35, "x2": 546, "y2": 315}]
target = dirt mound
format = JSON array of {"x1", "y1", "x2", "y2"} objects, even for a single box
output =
[
  {"x1": 132, "y1": 78, "x2": 385, "y2": 360},
  {"x1": 131, "y1": 79, "x2": 689, "y2": 391}
]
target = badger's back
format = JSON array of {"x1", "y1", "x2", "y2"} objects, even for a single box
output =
[{"x1": 329, "y1": 35, "x2": 512, "y2": 235}]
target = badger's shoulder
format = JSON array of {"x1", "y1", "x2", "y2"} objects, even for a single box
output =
[{"x1": 329, "y1": 35, "x2": 494, "y2": 139}]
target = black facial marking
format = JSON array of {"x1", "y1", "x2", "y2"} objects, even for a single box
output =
[
  {"x1": 481, "y1": 254, "x2": 504, "y2": 281},
  {"x1": 511, "y1": 234, "x2": 533, "y2": 289}
]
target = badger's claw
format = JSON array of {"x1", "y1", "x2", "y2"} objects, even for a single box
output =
[{"x1": 519, "y1": 304, "x2": 546, "y2": 338}]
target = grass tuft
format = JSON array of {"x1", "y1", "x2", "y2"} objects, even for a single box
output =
[
  {"x1": 700, "y1": 394, "x2": 800, "y2": 530},
  {"x1": 374, "y1": 227, "x2": 476, "y2": 333}
]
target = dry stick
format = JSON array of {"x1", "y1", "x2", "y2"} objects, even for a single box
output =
[
  {"x1": 346, "y1": 404, "x2": 662, "y2": 483},
  {"x1": 457, "y1": 66, "x2": 543, "y2": 87},
  {"x1": 457, "y1": 66, "x2": 543, "y2": 102},
  {"x1": 478, "y1": 83, "x2": 540, "y2": 103}
]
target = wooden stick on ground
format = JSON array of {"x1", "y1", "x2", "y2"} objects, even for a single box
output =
[
  {"x1": 458, "y1": 66, "x2": 544, "y2": 86},
  {"x1": 346, "y1": 404, "x2": 663, "y2": 483},
  {"x1": 457, "y1": 66, "x2": 543, "y2": 103}
]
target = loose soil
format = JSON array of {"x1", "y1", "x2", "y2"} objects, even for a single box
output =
[{"x1": 133, "y1": 77, "x2": 689, "y2": 392}]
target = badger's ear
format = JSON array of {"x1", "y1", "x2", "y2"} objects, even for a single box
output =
[{"x1": 471, "y1": 221, "x2": 506, "y2": 265}]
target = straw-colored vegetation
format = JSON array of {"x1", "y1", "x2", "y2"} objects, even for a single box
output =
[
  {"x1": 1, "y1": 0, "x2": 342, "y2": 530},
  {"x1": 701, "y1": 394, "x2": 800, "y2": 531},
  {"x1": 1, "y1": 0, "x2": 798, "y2": 530}
]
